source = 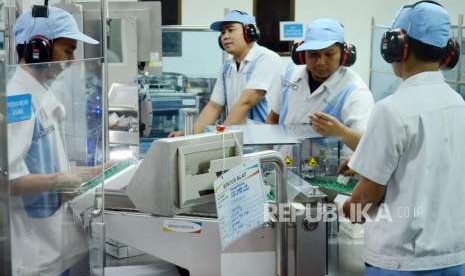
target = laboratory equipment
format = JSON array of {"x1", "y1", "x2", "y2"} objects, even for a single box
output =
[
  {"x1": 139, "y1": 72, "x2": 188, "y2": 93},
  {"x1": 137, "y1": 73, "x2": 199, "y2": 140},
  {"x1": 79, "y1": 1, "x2": 163, "y2": 84},
  {"x1": 186, "y1": 77, "x2": 216, "y2": 111},
  {"x1": 108, "y1": 83, "x2": 140, "y2": 157},
  {"x1": 105, "y1": 126, "x2": 341, "y2": 275},
  {"x1": 181, "y1": 108, "x2": 197, "y2": 135},
  {"x1": 206, "y1": 124, "x2": 342, "y2": 176}
]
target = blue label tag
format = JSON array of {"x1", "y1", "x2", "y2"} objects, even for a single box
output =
[
  {"x1": 7, "y1": 94, "x2": 32, "y2": 123},
  {"x1": 283, "y1": 24, "x2": 303, "y2": 38},
  {"x1": 280, "y1": 22, "x2": 304, "y2": 41}
]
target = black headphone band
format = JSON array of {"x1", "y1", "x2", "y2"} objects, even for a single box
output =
[
  {"x1": 406, "y1": 0, "x2": 443, "y2": 9},
  {"x1": 231, "y1": 10, "x2": 248, "y2": 15},
  {"x1": 23, "y1": 5, "x2": 53, "y2": 63},
  {"x1": 243, "y1": 23, "x2": 259, "y2": 42},
  {"x1": 291, "y1": 41, "x2": 356, "y2": 66}
]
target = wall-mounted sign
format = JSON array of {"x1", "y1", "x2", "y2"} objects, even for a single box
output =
[{"x1": 279, "y1": 22, "x2": 304, "y2": 41}]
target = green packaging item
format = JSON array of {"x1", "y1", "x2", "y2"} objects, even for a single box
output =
[
  {"x1": 78, "y1": 159, "x2": 134, "y2": 194},
  {"x1": 304, "y1": 176, "x2": 357, "y2": 196}
]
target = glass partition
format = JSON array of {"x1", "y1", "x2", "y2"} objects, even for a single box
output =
[
  {"x1": 161, "y1": 26, "x2": 221, "y2": 112},
  {"x1": 5, "y1": 58, "x2": 105, "y2": 275},
  {"x1": 370, "y1": 25, "x2": 393, "y2": 73},
  {"x1": 458, "y1": 23, "x2": 465, "y2": 90},
  {"x1": 370, "y1": 71, "x2": 402, "y2": 101},
  {"x1": 107, "y1": 18, "x2": 124, "y2": 63},
  {"x1": 162, "y1": 27, "x2": 223, "y2": 78},
  {"x1": 139, "y1": 27, "x2": 222, "y2": 146},
  {"x1": 370, "y1": 25, "x2": 402, "y2": 101},
  {"x1": 461, "y1": 49, "x2": 465, "y2": 83},
  {"x1": 370, "y1": 20, "x2": 464, "y2": 101}
]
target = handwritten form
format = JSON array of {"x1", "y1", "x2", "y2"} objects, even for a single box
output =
[{"x1": 214, "y1": 160, "x2": 267, "y2": 249}]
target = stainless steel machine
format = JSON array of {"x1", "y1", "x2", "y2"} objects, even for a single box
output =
[
  {"x1": 137, "y1": 73, "x2": 199, "y2": 142},
  {"x1": 105, "y1": 126, "x2": 334, "y2": 276},
  {"x1": 108, "y1": 83, "x2": 140, "y2": 157},
  {"x1": 79, "y1": 1, "x2": 163, "y2": 85}
]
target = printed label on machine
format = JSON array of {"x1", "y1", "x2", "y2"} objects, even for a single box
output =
[
  {"x1": 214, "y1": 160, "x2": 267, "y2": 250},
  {"x1": 162, "y1": 220, "x2": 202, "y2": 234},
  {"x1": 182, "y1": 99, "x2": 196, "y2": 106}
]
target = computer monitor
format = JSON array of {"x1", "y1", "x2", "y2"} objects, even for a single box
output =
[{"x1": 126, "y1": 131, "x2": 243, "y2": 216}]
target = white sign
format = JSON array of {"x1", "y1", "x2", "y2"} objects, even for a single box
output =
[
  {"x1": 214, "y1": 160, "x2": 267, "y2": 249},
  {"x1": 280, "y1": 21, "x2": 304, "y2": 41}
]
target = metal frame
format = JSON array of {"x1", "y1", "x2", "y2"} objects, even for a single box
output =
[
  {"x1": 162, "y1": 25, "x2": 212, "y2": 31},
  {"x1": 250, "y1": 151, "x2": 289, "y2": 275},
  {"x1": 2, "y1": 2, "x2": 16, "y2": 275},
  {"x1": 85, "y1": 1, "x2": 108, "y2": 275},
  {"x1": 368, "y1": 17, "x2": 375, "y2": 88},
  {"x1": 456, "y1": 15, "x2": 463, "y2": 86},
  {"x1": 0, "y1": 55, "x2": 11, "y2": 276}
]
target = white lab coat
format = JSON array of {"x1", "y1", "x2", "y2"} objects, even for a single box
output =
[
  {"x1": 273, "y1": 64, "x2": 374, "y2": 131},
  {"x1": 8, "y1": 66, "x2": 88, "y2": 276},
  {"x1": 272, "y1": 64, "x2": 374, "y2": 165},
  {"x1": 210, "y1": 43, "x2": 282, "y2": 122},
  {"x1": 349, "y1": 71, "x2": 465, "y2": 270}
]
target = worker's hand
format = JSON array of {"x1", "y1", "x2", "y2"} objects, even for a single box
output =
[
  {"x1": 61, "y1": 190, "x2": 80, "y2": 202},
  {"x1": 338, "y1": 157, "x2": 356, "y2": 177},
  {"x1": 310, "y1": 112, "x2": 348, "y2": 137},
  {"x1": 342, "y1": 199, "x2": 366, "y2": 224},
  {"x1": 54, "y1": 161, "x2": 116, "y2": 199},
  {"x1": 52, "y1": 172, "x2": 83, "y2": 193},
  {"x1": 70, "y1": 161, "x2": 116, "y2": 182},
  {"x1": 168, "y1": 130, "x2": 185, "y2": 138},
  {"x1": 71, "y1": 165, "x2": 103, "y2": 182},
  {"x1": 71, "y1": 166, "x2": 99, "y2": 182}
]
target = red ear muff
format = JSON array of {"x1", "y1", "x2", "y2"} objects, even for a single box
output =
[
  {"x1": 340, "y1": 43, "x2": 357, "y2": 67},
  {"x1": 440, "y1": 39, "x2": 460, "y2": 70},
  {"x1": 291, "y1": 41, "x2": 305, "y2": 65},
  {"x1": 380, "y1": 29, "x2": 409, "y2": 63},
  {"x1": 25, "y1": 35, "x2": 52, "y2": 64}
]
